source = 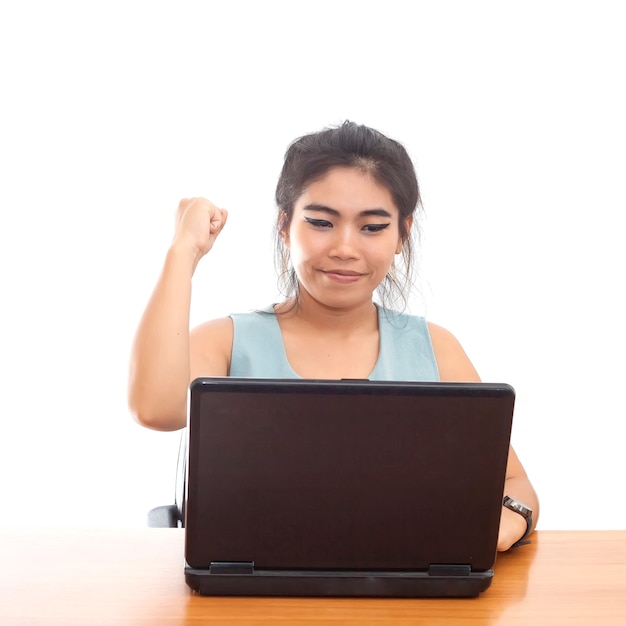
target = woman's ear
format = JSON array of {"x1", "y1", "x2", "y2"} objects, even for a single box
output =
[
  {"x1": 396, "y1": 215, "x2": 413, "y2": 254},
  {"x1": 278, "y1": 211, "x2": 290, "y2": 247}
]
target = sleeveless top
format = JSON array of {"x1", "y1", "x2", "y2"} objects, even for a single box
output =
[{"x1": 229, "y1": 306, "x2": 440, "y2": 381}]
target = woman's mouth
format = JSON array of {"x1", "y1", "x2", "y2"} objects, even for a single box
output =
[{"x1": 321, "y1": 270, "x2": 363, "y2": 283}]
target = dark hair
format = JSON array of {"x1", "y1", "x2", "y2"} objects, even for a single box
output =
[{"x1": 274, "y1": 120, "x2": 422, "y2": 311}]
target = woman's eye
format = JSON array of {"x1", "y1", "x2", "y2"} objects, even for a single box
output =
[
  {"x1": 363, "y1": 223, "x2": 391, "y2": 233},
  {"x1": 304, "y1": 217, "x2": 333, "y2": 229}
]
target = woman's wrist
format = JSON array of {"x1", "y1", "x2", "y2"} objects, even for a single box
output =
[
  {"x1": 498, "y1": 506, "x2": 530, "y2": 551},
  {"x1": 166, "y1": 239, "x2": 205, "y2": 274}
]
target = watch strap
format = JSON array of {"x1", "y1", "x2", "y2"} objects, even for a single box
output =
[
  {"x1": 503, "y1": 496, "x2": 533, "y2": 549},
  {"x1": 510, "y1": 520, "x2": 532, "y2": 548}
]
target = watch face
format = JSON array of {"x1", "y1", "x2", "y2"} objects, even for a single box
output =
[{"x1": 503, "y1": 496, "x2": 532, "y2": 517}]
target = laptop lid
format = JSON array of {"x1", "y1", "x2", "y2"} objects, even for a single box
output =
[{"x1": 184, "y1": 377, "x2": 514, "y2": 597}]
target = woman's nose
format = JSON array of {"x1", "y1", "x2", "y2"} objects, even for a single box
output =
[{"x1": 328, "y1": 228, "x2": 360, "y2": 259}]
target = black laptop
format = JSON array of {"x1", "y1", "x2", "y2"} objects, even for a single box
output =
[{"x1": 184, "y1": 377, "x2": 514, "y2": 598}]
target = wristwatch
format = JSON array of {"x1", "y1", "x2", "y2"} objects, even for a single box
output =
[{"x1": 503, "y1": 495, "x2": 533, "y2": 548}]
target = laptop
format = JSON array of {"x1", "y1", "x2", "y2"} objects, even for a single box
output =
[{"x1": 184, "y1": 377, "x2": 514, "y2": 598}]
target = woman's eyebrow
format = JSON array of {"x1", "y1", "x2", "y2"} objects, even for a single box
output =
[{"x1": 302, "y1": 204, "x2": 393, "y2": 218}]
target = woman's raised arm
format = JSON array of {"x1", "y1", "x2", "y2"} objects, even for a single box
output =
[{"x1": 128, "y1": 198, "x2": 228, "y2": 431}]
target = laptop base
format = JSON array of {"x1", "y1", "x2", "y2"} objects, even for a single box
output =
[{"x1": 185, "y1": 567, "x2": 494, "y2": 598}]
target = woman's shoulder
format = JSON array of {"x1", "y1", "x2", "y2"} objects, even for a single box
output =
[
  {"x1": 426, "y1": 321, "x2": 481, "y2": 382},
  {"x1": 192, "y1": 306, "x2": 274, "y2": 329},
  {"x1": 378, "y1": 308, "x2": 467, "y2": 352},
  {"x1": 426, "y1": 321, "x2": 459, "y2": 345},
  {"x1": 191, "y1": 315, "x2": 234, "y2": 337},
  {"x1": 191, "y1": 308, "x2": 280, "y2": 351},
  {"x1": 189, "y1": 317, "x2": 234, "y2": 378}
]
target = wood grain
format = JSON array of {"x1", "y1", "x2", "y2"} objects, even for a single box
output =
[{"x1": 1, "y1": 529, "x2": 624, "y2": 625}]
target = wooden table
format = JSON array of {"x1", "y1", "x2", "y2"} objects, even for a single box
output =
[{"x1": 1, "y1": 528, "x2": 625, "y2": 624}]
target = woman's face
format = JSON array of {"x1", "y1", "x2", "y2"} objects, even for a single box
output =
[{"x1": 282, "y1": 166, "x2": 409, "y2": 310}]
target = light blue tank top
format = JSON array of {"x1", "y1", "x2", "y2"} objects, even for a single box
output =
[{"x1": 229, "y1": 306, "x2": 440, "y2": 381}]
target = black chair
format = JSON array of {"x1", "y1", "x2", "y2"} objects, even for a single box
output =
[{"x1": 147, "y1": 432, "x2": 186, "y2": 528}]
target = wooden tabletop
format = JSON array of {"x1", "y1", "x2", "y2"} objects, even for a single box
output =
[{"x1": 1, "y1": 528, "x2": 625, "y2": 625}]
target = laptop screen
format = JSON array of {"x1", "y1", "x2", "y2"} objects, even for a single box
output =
[{"x1": 185, "y1": 378, "x2": 514, "y2": 573}]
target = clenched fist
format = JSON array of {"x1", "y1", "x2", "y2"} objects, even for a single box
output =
[{"x1": 172, "y1": 197, "x2": 229, "y2": 263}]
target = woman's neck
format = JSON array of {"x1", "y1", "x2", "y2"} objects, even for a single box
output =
[{"x1": 275, "y1": 292, "x2": 378, "y2": 336}]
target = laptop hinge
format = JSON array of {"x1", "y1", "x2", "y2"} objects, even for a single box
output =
[
  {"x1": 209, "y1": 561, "x2": 254, "y2": 575},
  {"x1": 428, "y1": 563, "x2": 472, "y2": 577}
]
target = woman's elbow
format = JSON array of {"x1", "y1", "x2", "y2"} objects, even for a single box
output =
[{"x1": 128, "y1": 396, "x2": 187, "y2": 432}]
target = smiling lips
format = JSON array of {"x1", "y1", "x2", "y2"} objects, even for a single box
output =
[{"x1": 321, "y1": 269, "x2": 363, "y2": 283}]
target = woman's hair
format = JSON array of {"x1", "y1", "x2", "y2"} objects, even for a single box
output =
[{"x1": 274, "y1": 120, "x2": 422, "y2": 311}]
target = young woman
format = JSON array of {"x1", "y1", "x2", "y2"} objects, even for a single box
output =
[{"x1": 128, "y1": 121, "x2": 539, "y2": 551}]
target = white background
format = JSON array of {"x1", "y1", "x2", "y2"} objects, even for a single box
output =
[{"x1": 0, "y1": 1, "x2": 624, "y2": 529}]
